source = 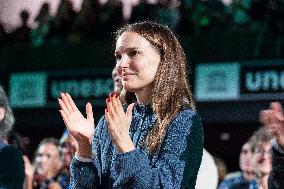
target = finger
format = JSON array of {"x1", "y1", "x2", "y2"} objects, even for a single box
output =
[
  {"x1": 270, "y1": 102, "x2": 282, "y2": 111},
  {"x1": 58, "y1": 98, "x2": 70, "y2": 117},
  {"x1": 105, "y1": 108, "x2": 116, "y2": 139},
  {"x1": 59, "y1": 110, "x2": 71, "y2": 130},
  {"x1": 105, "y1": 108, "x2": 110, "y2": 123},
  {"x1": 23, "y1": 155, "x2": 30, "y2": 165},
  {"x1": 105, "y1": 108, "x2": 113, "y2": 129},
  {"x1": 112, "y1": 97, "x2": 124, "y2": 116},
  {"x1": 126, "y1": 103, "x2": 135, "y2": 118},
  {"x1": 260, "y1": 110, "x2": 269, "y2": 125},
  {"x1": 276, "y1": 112, "x2": 284, "y2": 122},
  {"x1": 106, "y1": 97, "x2": 115, "y2": 118},
  {"x1": 66, "y1": 93, "x2": 79, "y2": 112},
  {"x1": 86, "y1": 102, "x2": 94, "y2": 122},
  {"x1": 61, "y1": 93, "x2": 73, "y2": 113},
  {"x1": 114, "y1": 93, "x2": 124, "y2": 112},
  {"x1": 271, "y1": 102, "x2": 284, "y2": 122},
  {"x1": 266, "y1": 110, "x2": 274, "y2": 125},
  {"x1": 110, "y1": 93, "x2": 120, "y2": 113}
]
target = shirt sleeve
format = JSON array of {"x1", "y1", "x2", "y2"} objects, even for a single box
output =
[
  {"x1": 111, "y1": 110, "x2": 204, "y2": 189},
  {"x1": 69, "y1": 117, "x2": 105, "y2": 189}
]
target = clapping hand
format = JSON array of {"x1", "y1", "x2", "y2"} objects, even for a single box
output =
[
  {"x1": 105, "y1": 93, "x2": 135, "y2": 153},
  {"x1": 58, "y1": 93, "x2": 95, "y2": 158},
  {"x1": 260, "y1": 102, "x2": 284, "y2": 149}
]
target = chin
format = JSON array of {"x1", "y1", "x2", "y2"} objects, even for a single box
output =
[{"x1": 123, "y1": 84, "x2": 137, "y2": 92}]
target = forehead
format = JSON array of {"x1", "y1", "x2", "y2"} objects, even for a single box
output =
[
  {"x1": 38, "y1": 143, "x2": 59, "y2": 155},
  {"x1": 115, "y1": 32, "x2": 152, "y2": 51},
  {"x1": 256, "y1": 142, "x2": 271, "y2": 149}
]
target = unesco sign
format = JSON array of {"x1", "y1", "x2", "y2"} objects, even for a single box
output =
[
  {"x1": 240, "y1": 64, "x2": 284, "y2": 100},
  {"x1": 9, "y1": 68, "x2": 114, "y2": 108},
  {"x1": 195, "y1": 60, "x2": 284, "y2": 101}
]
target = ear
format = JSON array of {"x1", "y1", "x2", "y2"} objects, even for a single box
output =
[{"x1": 0, "y1": 107, "x2": 6, "y2": 121}]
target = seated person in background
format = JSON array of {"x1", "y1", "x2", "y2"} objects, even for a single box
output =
[
  {"x1": 260, "y1": 102, "x2": 284, "y2": 189},
  {"x1": 112, "y1": 65, "x2": 123, "y2": 93},
  {"x1": 249, "y1": 128, "x2": 272, "y2": 189},
  {"x1": 24, "y1": 138, "x2": 63, "y2": 189},
  {"x1": 218, "y1": 140, "x2": 256, "y2": 189},
  {"x1": 112, "y1": 65, "x2": 136, "y2": 104},
  {"x1": 0, "y1": 85, "x2": 24, "y2": 189},
  {"x1": 219, "y1": 127, "x2": 272, "y2": 189},
  {"x1": 214, "y1": 156, "x2": 228, "y2": 185}
]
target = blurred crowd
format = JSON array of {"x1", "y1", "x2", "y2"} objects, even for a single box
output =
[
  {"x1": 0, "y1": 0, "x2": 284, "y2": 55},
  {"x1": 1, "y1": 0, "x2": 284, "y2": 188}
]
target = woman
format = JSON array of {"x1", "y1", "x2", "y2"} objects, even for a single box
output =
[
  {"x1": 58, "y1": 21, "x2": 203, "y2": 189},
  {"x1": 0, "y1": 85, "x2": 24, "y2": 189}
]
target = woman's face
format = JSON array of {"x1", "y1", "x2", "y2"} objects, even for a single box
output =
[{"x1": 115, "y1": 32, "x2": 161, "y2": 93}]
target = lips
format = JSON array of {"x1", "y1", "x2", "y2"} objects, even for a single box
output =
[
  {"x1": 122, "y1": 72, "x2": 135, "y2": 80},
  {"x1": 122, "y1": 72, "x2": 135, "y2": 76}
]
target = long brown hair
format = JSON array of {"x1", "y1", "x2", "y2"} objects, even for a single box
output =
[{"x1": 116, "y1": 21, "x2": 195, "y2": 154}]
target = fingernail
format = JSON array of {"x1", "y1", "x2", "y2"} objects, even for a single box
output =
[
  {"x1": 115, "y1": 93, "x2": 119, "y2": 98},
  {"x1": 106, "y1": 108, "x2": 108, "y2": 112},
  {"x1": 111, "y1": 93, "x2": 114, "y2": 97},
  {"x1": 107, "y1": 98, "x2": 110, "y2": 103}
]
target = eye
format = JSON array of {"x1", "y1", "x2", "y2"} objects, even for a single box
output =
[
  {"x1": 128, "y1": 50, "x2": 140, "y2": 58},
  {"x1": 115, "y1": 53, "x2": 122, "y2": 61}
]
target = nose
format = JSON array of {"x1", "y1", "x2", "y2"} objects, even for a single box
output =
[{"x1": 118, "y1": 54, "x2": 130, "y2": 69}]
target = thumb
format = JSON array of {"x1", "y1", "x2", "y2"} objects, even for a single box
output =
[
  {"x1": 23, "y1": 155, "x2": 32, "y2": 168},
  {"x1": 126, "y1": 103, "x2": 135, "y2": 119},
  {"x1": 86, "y1": 102, "x2": 94, "y2": 122}
]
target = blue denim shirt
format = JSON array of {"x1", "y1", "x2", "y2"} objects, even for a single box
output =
[{"x1": 69, "y1": 104, "x2": 204, "y2": 189}]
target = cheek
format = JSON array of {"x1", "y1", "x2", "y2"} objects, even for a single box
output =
[{"x1": 129, "y1": 61, "x2": 141, "y2": 72}]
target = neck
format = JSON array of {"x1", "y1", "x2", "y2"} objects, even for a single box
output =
[{"x1": 258, "y1": 174, "x2": 269, "y2": 189}]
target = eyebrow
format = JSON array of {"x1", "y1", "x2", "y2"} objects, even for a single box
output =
[{"x1": 115, "y1": 47, "x2": 140, "y2": 55}]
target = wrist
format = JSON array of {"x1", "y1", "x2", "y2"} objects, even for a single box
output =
[
  {"x1": 117, "y1": 138, "x2": 135, "y2": 153},
  {"x1": 272, "y1": 138, "x2": 284, "y2": 154},
  {"x1": 77, "y1": 143, "x2": 92, "y2": 158}
]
